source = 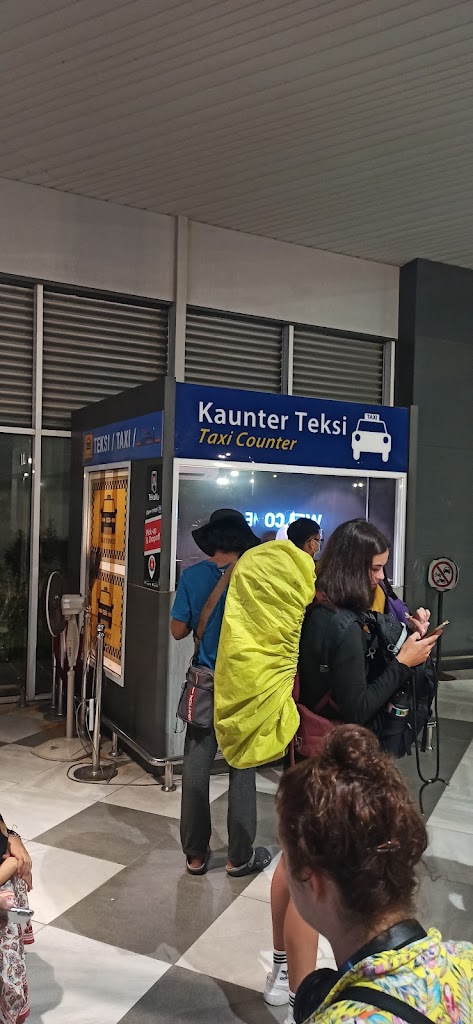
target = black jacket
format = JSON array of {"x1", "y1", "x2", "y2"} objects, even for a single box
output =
[{"x1": 298, "y1": 604, "x2": 411, "y2": 725}]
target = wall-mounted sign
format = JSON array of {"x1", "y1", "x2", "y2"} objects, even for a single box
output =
[
  {"x1": 427, "y1": 558, "x2": 459, "y2": 592},
  {"x1": 174, "y1": 383, "x2": 409, "y2": 472},
  {"x1": 144, "y1": 464, "x2": 162, "y2": 590},
  {"x1": 83, "y1": 411, "x2": 163, "y2": 466}
]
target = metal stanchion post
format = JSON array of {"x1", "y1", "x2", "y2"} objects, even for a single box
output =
[
  {"x1": 161, "y1": 760, "x2": 176, "y2": 792},
  {"x1": 73, "y1": 624, "x2": 117, "y2": 783},
  {"x1": 79, "y1": 608, "x2": 90, "y2": 731},
  {"x1": 90, "y1": 623, "x2": 104, "y2": 774},
  {"x1": 435, "y1": 592, "x2": 444, "y2": 678},
  {"x1": 109, "y1": 732, "x2": 121, "y2": 758}
]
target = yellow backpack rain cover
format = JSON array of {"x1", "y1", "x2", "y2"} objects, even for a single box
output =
[{"x1": 214, "y1": 540, "x2": 316, "y2": 769}]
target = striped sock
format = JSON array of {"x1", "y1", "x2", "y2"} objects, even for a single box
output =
[
  {"x1": 289, "y1": 990, "x2": 295, "y2": 1010},
  {"x1": 272, "y1": 950, "x2": 286, "y2": 974}
]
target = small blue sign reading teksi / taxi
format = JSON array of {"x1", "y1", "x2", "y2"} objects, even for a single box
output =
[
  {"x1": 83, "y1": 412, "x2": 163, "y2": 466},
  {"x1": 174, "y1": 383, "x2": 409, "y2": 473}
]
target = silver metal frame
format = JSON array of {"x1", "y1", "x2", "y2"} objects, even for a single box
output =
[
  {"x1": 80, "y1": 461, "x2": 132, "y2": 688},
  {"x1": 169, "y1": 458, "x2": 181, "y2": 593},
  {"x1": 41, "y1": 429, "x2": 71, "y2": 438},
  {"x1": 281, "y1": 324, "x2": 294, "y2": 395},
  {"x1": 0, "y1": 425, "x2": 35, "y2": 435},
  {"x1": 102, "y1": 716, "x2": 182, "y2": 790},
  {"x1": 383, "y1": 338, "x2": 396, "y2": 406},
  {"x1": 26, "y1": 285, "x2": 44, "y2": 701},
  {"x1": 102, "y1": 715, "x2": 226, "y2": 789},
  {"x1": 168, "y1": 215, "x2": 188, "y2": 383}
]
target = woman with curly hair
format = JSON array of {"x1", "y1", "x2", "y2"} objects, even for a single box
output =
[{"x1": 277, "y1": 725, "x2": 472, "y2": 1024}]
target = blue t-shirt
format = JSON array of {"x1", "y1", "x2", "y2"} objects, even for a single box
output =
[{"x1": 171, "y1": 561, "x2": 231, "y2": 670}]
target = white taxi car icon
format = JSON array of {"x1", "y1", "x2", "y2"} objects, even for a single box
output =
[{"x1": 352, "y1": 413, "x2": 392, "y2": 463}]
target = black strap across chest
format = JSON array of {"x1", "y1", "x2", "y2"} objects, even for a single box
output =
[
  {"x1": 333, "y1": 986, "x2": 437, "y2": 1024},
  {"x1": 333, "y1": 921, "x2": 433, "y2": 1024}
]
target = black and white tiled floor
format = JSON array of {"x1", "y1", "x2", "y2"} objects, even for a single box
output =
[{"x1": 0, "y1": 677, "x2": 472, "y2": 1024}]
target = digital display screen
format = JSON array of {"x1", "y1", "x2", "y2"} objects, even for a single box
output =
[{"x1": 176, "y1": 466, "x2": 396, "y2": 579}]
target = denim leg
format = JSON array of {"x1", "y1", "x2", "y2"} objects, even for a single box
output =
[
  {"x1": 227, "y1": 765, "x2": 257, "y2": 866},
  {"x1": 180, "y1": 724, "x2": 218, "y2": 858}
]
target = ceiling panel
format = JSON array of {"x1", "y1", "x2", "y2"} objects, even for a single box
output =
[{"x1": 0, "y1": 0, "x2": 472, "y2": 267}]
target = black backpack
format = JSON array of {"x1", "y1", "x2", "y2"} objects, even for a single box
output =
[
  {"x1": 362, "y1": 611, "x2": 436, "y2": 757},
  {"x1": 315, "y1": 607, "x2": 437, "y2": 759}
]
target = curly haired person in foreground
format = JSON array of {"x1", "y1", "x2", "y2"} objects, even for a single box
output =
[{"x1": 276, "y1": 725, "x2": 472, "y2": 1024}]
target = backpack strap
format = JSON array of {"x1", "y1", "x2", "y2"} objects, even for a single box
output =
[
  {"x1": 334, "y1": 985, "x2": 437, "y2": 1024},
  {"x1": 194, "y1": 565, "x2": 234, "y2": 658},
  {"x1": 365, "y1": 611, "x2": 408, "y2": 657}
]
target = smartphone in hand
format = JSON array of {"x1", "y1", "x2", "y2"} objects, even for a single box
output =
[
  {"x1": 424, "y1": 620, "x2": 449, "y2": 640},
  {"x1": 7, "y1": 907, "x2": 33, "y2": 927}
]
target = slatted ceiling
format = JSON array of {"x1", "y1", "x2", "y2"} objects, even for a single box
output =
[
  {"x1": 0, "y1": 282, "x2": 34, "y2": 427},
  {"x1": 293, "y1": 329, "x2": 384, "y2": 404},
  {"x1": 0, "y1": 2, "x2": 472, "y2": 267},
  {"x1": 185, "y1": 311, "x2": 282, "y2": 392},
  {"x1": 42, "y1": 291, "x2": 168, "y2": 429}
]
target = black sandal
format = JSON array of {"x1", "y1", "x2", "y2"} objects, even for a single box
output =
[
  {"x1": 226, "y1": 846, "x2": 272, "y2": 877},
  {"x1": 186, "y1": 848, "x2": 211, "y2": 876}
]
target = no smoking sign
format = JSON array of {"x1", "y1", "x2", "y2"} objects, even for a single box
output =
[{"x1": 428, "y1": 557, "x2": 459, "y2": 592}]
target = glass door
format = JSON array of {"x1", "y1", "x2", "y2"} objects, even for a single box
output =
[
  {"x1": 35, "y1": 437, "x2": 71, "y2": 695},
  {"x1": 0, "y1": 434, "x2": 32, "y2": 698}
]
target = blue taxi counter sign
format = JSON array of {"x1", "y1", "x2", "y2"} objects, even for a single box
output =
[
  {"x1": 83, "y1": 412, "x2": 163, "y2": 466},
  {"x1": 174, "y1": 383, "x2": 409, "y2": 473}
]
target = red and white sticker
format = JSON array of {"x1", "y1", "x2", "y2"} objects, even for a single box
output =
[
  {"x1": 427, "y1": 558, "x2": 459, "y2": 592},
  {"x1": 144, "y1": 515, "x2": 162, "y2": 556},
  {"x1": 148, "y1": 554, "x2": 156, "y2": 580}
]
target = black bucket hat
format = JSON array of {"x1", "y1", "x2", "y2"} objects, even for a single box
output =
[{"x1": 192, "y1": 508, "x2": 259, "y2": 556}]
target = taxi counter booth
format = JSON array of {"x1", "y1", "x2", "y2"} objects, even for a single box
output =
[{"x1": 70, "y1": 377, "x2": 410, "y2": 777}]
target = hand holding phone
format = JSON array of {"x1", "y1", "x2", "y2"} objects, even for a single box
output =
[
  {"x1": 7, "y1": 907, "x2": 34, "y2": 927},
  {"x1": 397, "y1": 630, "x2": 438, "y2": 668}
]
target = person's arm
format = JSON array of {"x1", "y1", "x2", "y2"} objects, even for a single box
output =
[
  {"x1": 406, "y1": 607, "x2": 431, "y2": 636},
  {"x1": 170, "y1": 575, "x2": 192, "y2": 642},
  {"x1": 0, "y1": 856, "x2": 18, "y2": 886},
  {"x1": 171, "y1": 619, "x2": 191, "y2": 641},
  {"x1": 6, "y1": 834, "x2": 32, "y2": 890},
  {"x1": 329, "y1": 622, "x2": 412, "y2": 724}
]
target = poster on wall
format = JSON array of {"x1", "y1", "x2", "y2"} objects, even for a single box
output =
[
  {"x1": 87, "y1": 467, "x2": 129, "y2": 685},
  {"x1": 144, "y1": 464, "x2": 162, "y2": 589}
]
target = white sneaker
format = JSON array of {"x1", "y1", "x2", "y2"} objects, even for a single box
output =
[
  {"x1": 284, "y1": 1012, "x2": 295, "y2": 1024},
  {"x1": 264, "y1": 966, "x2": 289, "y2": 1006}
]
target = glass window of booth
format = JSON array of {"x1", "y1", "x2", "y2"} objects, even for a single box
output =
[{"x1": 175, "y1": 465, "x2": 401, "y2": 585}]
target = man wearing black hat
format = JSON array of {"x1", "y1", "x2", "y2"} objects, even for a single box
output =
[{"x1": 171, "y1": 510, "x2": 271, "y2": 878}]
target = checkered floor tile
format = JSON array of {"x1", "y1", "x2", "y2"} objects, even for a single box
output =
[{"x1": 0, "y1": 683, "x2": 470, "y2": 1023}]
